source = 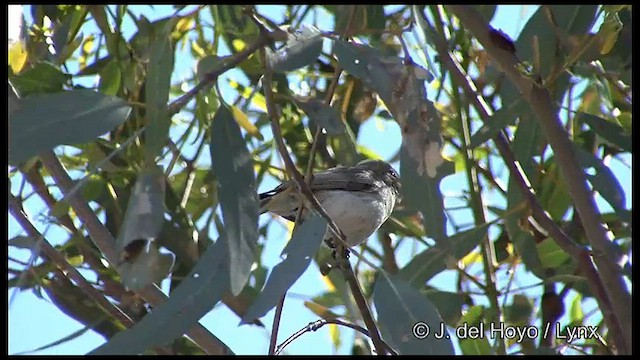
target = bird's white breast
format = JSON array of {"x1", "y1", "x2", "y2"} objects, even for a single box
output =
[{"x1": 315, "y1": 188, "x2": 395, "y2": 247}]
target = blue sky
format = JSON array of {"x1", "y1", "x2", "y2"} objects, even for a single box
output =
[{"x1": 8, "y1": 5, "x2": 631, "y2": 355}]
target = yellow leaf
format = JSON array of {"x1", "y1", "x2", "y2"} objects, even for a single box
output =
[
  {"x1": 228, "y1": 79, "x2": 267, "y2": 113},
  {"x1": 303, "y1": 301, "x2": 340, "y2": 319},
  {"x1": 8, "y1": 41, "x2": 28, "y2": 74},
  {"x1": 231, "y1": 105, "x2": 264, "y2": 140},
  {"x1": 321, "y1": 273, "x2": 336, "y2": 292},
  {"x1": 190, "y1": 40, "x2": 206, "y2": 58},
  {"x1": 329, "y1": 323, "x2": 341, "y2": 350},
  {"x1": 232, "y1": 39, "x2": 246, "y2": 52},
  {"x1": 461, "y1": 250, "x2": 482, "y2": 267},
  {"x1": 175, "y1": 17, "x2": 194, "y2": 33}
]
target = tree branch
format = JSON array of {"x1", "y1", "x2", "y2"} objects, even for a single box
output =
[
  {"x1": 275, "y1": 318, "x2": 397, "y2": 355},
  {"x1": 444, "y1": 6, "x2": 631, "y2": 353},
  {"x1": 39, "y1": 151, "x2": 231, "y2": 355}
]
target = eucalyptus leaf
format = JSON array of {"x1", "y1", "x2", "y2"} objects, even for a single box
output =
[
  {"x1": 9, "y1": 90, "x2": 131, "y2": 166},
  {"x1": 210, "y1": 104, "x2": 259, "y2": 296},
  {"x1": 144, "y1": 33, "x2": 175, "y2": 160},
  {"x1": 267, "y1": 25, "x2": 323, "y2": 73},
  {"x1": 241, "y1": 215, "x2": 327, "y2": 323},
  {"x1": 294, "y1": 96, "x2": 345, "y2": 135},
  {"x1": 374, "y1": 275, "x2": 455, "y2": 355},
  {"x1": 116, "y1": 165, "x2": 166, "y2": 254},
  {"x1": 92, "y1": 238, "x2": 233, "y2": 355},
  {"x1": 579, "y1": 112, "x2": 631, "y2": 152}
]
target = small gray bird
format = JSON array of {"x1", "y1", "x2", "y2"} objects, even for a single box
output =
[{"x1": 259, "y1": 159, "x2": 401, "y2": 247}]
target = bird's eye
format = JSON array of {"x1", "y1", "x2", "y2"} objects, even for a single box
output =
[{"x1": 388, "y1": 169, "x2": 399, "y2": 178}]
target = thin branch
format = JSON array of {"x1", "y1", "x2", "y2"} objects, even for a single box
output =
[
  {"x1": 444, "y1": 6, "x2": 630, "y2": 354},
  {"x1": 9, "y1": 194, "x2": 137, "y2": 330},
  {"x1": 39, "y1": 151, "x2": 231, "y2": 355},
  {"x1": 275, "y1": 318, "x2": 397, "y2": 355},
  {"x1": 268, "y1": 296, "x2": 286, "y2": 355},
  {"x1": 167, "y1": 30, "x2": 273, "y2": 115}
]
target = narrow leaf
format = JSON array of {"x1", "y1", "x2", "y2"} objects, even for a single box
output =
[
  {"x1": 9, "y1": 90, "x2": 131, "y2": 166},
  {"x1": 579, "y1": 112, "x2": 631, "y2": 152},
  {"x1": 210, "y1": 104, "x2": 259, "y2": 296},
  {"x1": 144, "y1": 34, "x2": 175, "y2": 160},
  {"x1": 374, "y1": 275, "x2": 455, "y2": 355},
  {"x1": 231, "y1": 105, "x2": 264, "y2": 140},
  {"x1": 241, "y1": 215, "x2": 327, "y2": 323},
  {"x1": 116, "y1": 165, "x2": 166, "y2": 258}
]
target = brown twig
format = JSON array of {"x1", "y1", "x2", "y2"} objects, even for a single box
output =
[
  {"x1": 442, "y1": 6, "x2": 630, "y2": 354},
  {"x1": 167, "y1": 30, "x2": 273, "y2": 115},
  {"x1": 275, "y1": 318, "x2": 397, "y2": 355}
]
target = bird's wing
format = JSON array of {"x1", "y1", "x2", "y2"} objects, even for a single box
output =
[{"x1": 308, "y1": 166, "x2": 375, "y2": 192}]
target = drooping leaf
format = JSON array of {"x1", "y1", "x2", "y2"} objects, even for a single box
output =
[
  {"x1": 267, "y1": 25, "x2": 324, "y2": 73},
  {"x1": 144, "y1": 33, "x2": 175, "y2": 161},
  {"x1": 116, "y1": 165, "x2": 167, "y2": 260},
  {"x1": 574, "y1": 146, "x2": 627, "y2": 218},
  {"x1": 505, "y1": 116, "x2": 545, "y2": 278},
  {"x1": 210, "y1": 104, "x2": 259, "y2": 296},
  {"x1": 91, "y1": 238, "x2": 234, "y2": 355},
  {"x1": 9, "y1": 90, "x2": 132, "y2": 166},
  {"x1": 294, "y1": 96, "x2": 345, "y2": 135},
  {"x1": 374, "y1": 275, "x2": 455, "y2": 355},
  {"x1": 241, "y1": 215, "x2": 327, "y2": 323},
  {"x1": 334, "y1": 40, "x2": 448, "y2": 241},
  {"x1": 118, "y1": 244, "x2": 175, "y2": 291},
  {"x1": 231, "y1": 105, "x2": 264, "y2": 140}
]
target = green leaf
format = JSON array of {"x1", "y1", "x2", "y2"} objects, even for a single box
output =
[
  {"x1": 117, "y1": 244, "x2": 175, "y2": 291},
  {"x1": 241, "y1": 215, "x2": 327, "y2": 323},
  {"x1": 374, "y1": 275, "x2": 455, "y2": 355},
  {"x1": 504, "y1": 294, "x2": 534, "y2": 326},
  {"x1": 210, "y1": 104, "x2": 259, "y2": 296},
  {"x1": 400, "y1": 222, "x2": 490, "y2": 286},
  {"x1": 505, "y1": 116, "x2": 545, "y2": 278},
  {"x1": 99, "y1": 60, "x2": 122, "y2": 96},
  {"x1": 267, "y1": 25, "x2": 324, "y2": 73},
  {"x1": 10, "y1": 62, "x2": 70, "y2": 97},
  {"x1": 294, "y1": 96, "x2": 346, "y2": 135},
  {"x1": 144, "y1": 33, "x2": 175, "y2": 161},
  {"x1": 116, "y1": 165, "x2": 167, "y2": 256},
  {"x1": 8, "y1": 235, "x2": 40, "y2": 250},
  {"x1": 579, "y1": 113, "x2": 631, "y2": 152},
  {"x1": 574, "y1": 146, "x2": 627, "y2": 214},
  {"x1": 9, "y1": 90, "x2": 132, "y2": 166},
  {"x1": 569, "y1": 293, "x2": 584, "y2": 324},
  {"x1": 536, "y1": 238, "x2": 571, "y2": 268},
  {"x1": 91, "y1": 238, "x2": 234, "y2": 355}
]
